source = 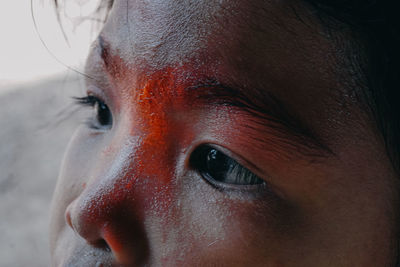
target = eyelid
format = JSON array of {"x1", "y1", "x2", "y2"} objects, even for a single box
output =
[
  {"x1": 87, "y1": 86, "x2": 109, "y2": 105},
  {"x1": 187, "y1": 82, "x2": 333, "y2": 159},
  {"x1": 85, "y1": 76, "x2": 117, "y2": 112}
]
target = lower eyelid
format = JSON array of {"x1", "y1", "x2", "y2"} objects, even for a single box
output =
[{"x1": 202, "y1": 174, "x2": 269, "y2": 196}]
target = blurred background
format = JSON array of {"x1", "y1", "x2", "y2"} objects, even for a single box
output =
[{"x1": 0, "y1": 1, "x2": 103, "y2": 266}]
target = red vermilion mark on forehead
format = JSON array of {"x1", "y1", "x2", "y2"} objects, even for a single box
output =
[
  {"x1": 127, "y1": 67, "x2": 194, "y2": 185},
  {"x1": 98, "y1": 40, "x2": 213, "y2": 207},
  {"x1": 113, "y1": 66, "x2": 201, "y2": 217}
]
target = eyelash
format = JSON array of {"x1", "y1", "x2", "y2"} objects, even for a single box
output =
[
  {"x1": 74, "y1": 95, "x2": 113, "y2": 130},
  {"x1": 190, "y1": 145, "x2": 265, "y2": 189}
]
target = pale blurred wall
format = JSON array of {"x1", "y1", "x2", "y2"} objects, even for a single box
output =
[
  {"x1": 0, "y1": 1, "x2": 93, "y2": 266},
  {"x1": 0, "y1": 74, "x2": 83, "y2": 267},
  {"x1": 0, "y1": 0, "x2": 94, "y2": 88}
]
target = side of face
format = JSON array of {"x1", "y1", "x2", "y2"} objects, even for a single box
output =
[{"x1": 50, "y1": 0, "x2": 399, "y2": 266}]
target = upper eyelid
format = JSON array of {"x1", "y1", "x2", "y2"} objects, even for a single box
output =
[
  {"x1": 84, "y1": 52, "x2": 116, "y2": 107},
  {"x1": 186, "y1": 83, "x2": 334, "y2": 159},
  {"x1": 86, "y1": 85, "x2": 108, "y2": 102},
  {"x1": 85, "y1": 84, "x2": 118, "y2": 113}
]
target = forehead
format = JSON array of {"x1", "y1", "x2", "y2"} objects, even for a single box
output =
[{"x1": 100, "y1": 0, "x2": 329, "y2": 73}]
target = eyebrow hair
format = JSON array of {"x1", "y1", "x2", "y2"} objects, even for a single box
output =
[
  {"x1": 96, "y1": 36, "x2": 332, "y2": 160},
  {"x1": 186, "y1": 80, "x2": 334, "y2": 159}
]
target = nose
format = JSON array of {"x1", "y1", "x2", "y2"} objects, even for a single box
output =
[{"x1": 65, "y1": 162, "x2": 149, "y2": 265}]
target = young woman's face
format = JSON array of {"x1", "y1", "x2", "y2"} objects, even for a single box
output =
[{"x1": 50, "y1": 1, "x2": 399, "y2": 266}]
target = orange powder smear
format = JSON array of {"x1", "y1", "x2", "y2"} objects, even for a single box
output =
[{"x1": 127, "y1": 67, "x2": 189, "y2": 186}]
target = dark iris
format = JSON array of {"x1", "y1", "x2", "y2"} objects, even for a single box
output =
[
  {"x1": 74, "y1": 95, "x2": 113, "y2": 129},
  {"x1": 191, "y1": 145, "x2": 264, "y2": 186},
  {"x1": 94, "y1": 100, "x2": 112, "y2": 127}
]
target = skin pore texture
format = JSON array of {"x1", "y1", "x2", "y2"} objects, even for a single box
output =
[{"x1": 50, "y1": 0, "x2": 399, "y2": 266}]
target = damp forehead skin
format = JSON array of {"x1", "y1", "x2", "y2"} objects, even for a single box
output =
[{"x1": 50, "y1": 0, "x2": 399, "y2": 266}]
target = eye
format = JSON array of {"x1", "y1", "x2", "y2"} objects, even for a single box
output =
[
  {"x1": 74, "y1": 95, "x2": 113, "y2": 129},
  {"x1": 190, "y1": 145, "x2": 265, "y2": 187}
]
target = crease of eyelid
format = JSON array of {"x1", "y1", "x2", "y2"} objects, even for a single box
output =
[
  {"x1": 185, "y1": 82, "x2": 335, "y2": 159},
  {"x1": 233, "y1": 106, "x2": 335, "y2": 160},
  {"x1": 240, "y1": 122, "x2": 332, "y2": 162}
]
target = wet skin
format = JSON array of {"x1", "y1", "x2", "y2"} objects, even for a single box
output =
[{"x1": 50, "y1": 0, "x2": 399, "y2": 266}]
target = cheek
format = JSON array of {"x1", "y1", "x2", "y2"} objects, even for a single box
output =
[
  {"x1": 51, "y1": 123, "x2": 294, "y2": 265},
  {"x1": 148, "y1": 170, "x2": 296, "y2": 265},
  {"x1": 56, "y1": 127, "x2": 107, "y2": 195},
  {"x1": 49, "y1": 127, "x2": 101, "y2": 250}
]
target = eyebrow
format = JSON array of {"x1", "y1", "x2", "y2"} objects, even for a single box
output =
[
  {"x1": 96, "y1": 36, "x2": 332, "y2": 159},
  {"x1": 186, "y1": 80, "x2": 334, "y2": 159}
]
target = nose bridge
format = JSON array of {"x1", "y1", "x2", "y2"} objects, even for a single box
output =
[
  {"x1": 66, "y1": 68, "x2": 189, "y2": 264},
  {"x1": 75, "y1": 140, "x2": 139, "y2": 221},
  {"x1": 66, "y1": 138, "x2": 152, "y2": 264},
  {"x1": 122, "y1": 67, "x2": 187, "y2": 184}
]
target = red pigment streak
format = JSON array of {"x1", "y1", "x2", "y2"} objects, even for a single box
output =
[
  {"x1": 121, "y1": 68, "x2": 190, "y2": 212},
  {"x1": 100, "y1": 40, "x2": 214, "y2": 189},
  {"x1": 100, "y1": 45, "x2": 215, "y2": 214},
  {"x1": 120, "y1": 66, "x2": 203, "y2": 189},
  {"x1": 115, "y1": 65, "x2": 210, "y2": 216}
]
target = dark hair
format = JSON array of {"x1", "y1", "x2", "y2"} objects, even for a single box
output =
[
  {"x1": 53, "y1": 0, "x2": 114, "y2": 27},
  {"x1": 303, "y1": 0, "x2": 400, "y2": 175}
]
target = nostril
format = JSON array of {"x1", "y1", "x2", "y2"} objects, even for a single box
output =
[
  {"x1": 64, "y1": 202, "x2": 113, "y2": 254},
  {"x1": 93, "y1": 239, "x2": 111, "y2": 252},
  {"x1": 63, "y1": 189, "x2": 149, "y2": 265}
]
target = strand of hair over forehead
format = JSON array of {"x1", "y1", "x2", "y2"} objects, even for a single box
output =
[{"x1": 40, "y1": 0, "x2": 115, "y2": 79}]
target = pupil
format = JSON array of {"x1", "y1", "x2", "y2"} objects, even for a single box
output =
[
  {"x1": 96, "y1": 102, "x2": 111, "y2": 126},
  {"x1": 206, "y1": 148, "x2": 231, "y2": 182}
]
